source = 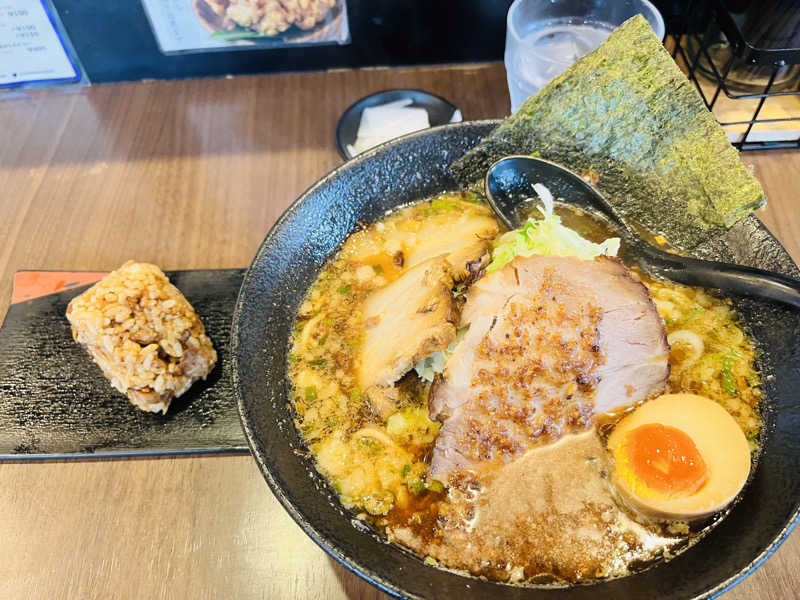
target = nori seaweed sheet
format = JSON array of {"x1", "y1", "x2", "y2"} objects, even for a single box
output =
[{"x1": 451, "y1": 15, "x2": 766, "y2": 250}]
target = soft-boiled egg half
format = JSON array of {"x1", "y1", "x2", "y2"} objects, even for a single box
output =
[{"x1": 607, "y1": 393, "x2": 751, "y2": 520}]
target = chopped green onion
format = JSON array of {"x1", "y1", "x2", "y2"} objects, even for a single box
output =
[
  {"x1": 430, "y1": 198, "x2": 462, "y2": 213},
  {"x1": 721, "y1": 351, "x2": 740, "y2": 396},
  {"x1": 746, "y1": 372, "x2": 761, "y2": 387},
  {"x1": 318, "y1": 334, "x2": 328, "y2": 346},
  {"x1": 401, "y1": 464, "x2": 411, "y2": 478},
  {"x1": 349, "y1": 388, "x2": 361, "y2": 403},
  {"x1": 677, "y1": 305, "x2": 705, "y2": 326},
  {"x1": 372, "y1": 265, "x2": 384, "y2": 275},
  {"x1": 337, "y1": 284, "x2": 352, "y2": 294},
  {"x1": 408, "y1": 479, "x2": 425, "y2": 495},
  {"x1": 308, "y1": 359, "x2": 327, "y2": 369},
  {"x1": 426, "y1": 479, "x2": 445, "y2": 494},
  {"x1": 304, "y1": 386, "x2": 318, "y2": 402}
]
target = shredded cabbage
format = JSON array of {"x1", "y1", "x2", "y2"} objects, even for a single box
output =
[
  {"x1": 414, "y1": 327, "x2": 468, "y2": 382},
  {"x1": 487, "y1": 183, "x2": 620, "y2": 273}
]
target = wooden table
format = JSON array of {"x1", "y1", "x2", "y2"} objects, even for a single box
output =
[{"x1": 1, "y1": 63, "x2": 798, "y2": 600}]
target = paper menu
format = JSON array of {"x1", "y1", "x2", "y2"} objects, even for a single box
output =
[
  {"x1": 0, "y1": 0, "x2": 79, "y2": 87},
  {"x1": 141, "y1": 0, "x2": 350, "y2": 55}
]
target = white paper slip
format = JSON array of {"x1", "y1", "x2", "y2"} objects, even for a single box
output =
[
  {"x1": 0, "y1": 0, "x2": 78, "y2": 86},
  {"x1": 346, "y1": 99, "x2": 432, "y2": 156}
]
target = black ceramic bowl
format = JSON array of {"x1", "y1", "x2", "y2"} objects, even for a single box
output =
[{"x1": 232, "y1": 121, "x2": 800, "y2": 599}]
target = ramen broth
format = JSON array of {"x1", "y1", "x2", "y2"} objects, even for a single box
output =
[{"x1": 287, "y1": 192, "x2": 761, "y2": 583}]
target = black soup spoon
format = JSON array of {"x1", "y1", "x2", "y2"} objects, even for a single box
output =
[{"x1": 484, "y1": 155, "x2": 800, "y2": 308}]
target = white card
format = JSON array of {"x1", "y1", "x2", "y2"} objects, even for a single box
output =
[{"x1": 0, "y1": 0, "x2": 78, "y2": 86}]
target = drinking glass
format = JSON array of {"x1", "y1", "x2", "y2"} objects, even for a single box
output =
[{"x1": 505, "y1": 0, "x2": 665, "y2": 112}]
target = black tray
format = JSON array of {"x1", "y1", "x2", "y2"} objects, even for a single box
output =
[{"x1": 0, "y1": 269, "x2": 248, "y2": 459}]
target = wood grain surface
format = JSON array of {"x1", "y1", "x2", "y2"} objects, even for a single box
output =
[{"x1": 0, "y1": 63, "x2": 798, "y2": 600}]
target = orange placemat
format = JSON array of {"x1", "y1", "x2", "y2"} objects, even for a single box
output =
[{"x1": 11, "y1": 271, "x2": 108, "y2": 304}]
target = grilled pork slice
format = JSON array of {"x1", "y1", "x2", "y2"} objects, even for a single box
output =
[
  {"x1": 364, "y1": 386, "x2": 400, "y2": 420},
  {"x1": 389, "y1": 430, "x2": 665, "y2": 583},
  {"x1": 357, "y1": 256, "x2": 457, "y2": 390},
  {"x1": 402, "y1": 209, "x2": 499, "y2": 280},
  {"x1": 429, "y1": 255, "x2": 669, "y2": 481}
]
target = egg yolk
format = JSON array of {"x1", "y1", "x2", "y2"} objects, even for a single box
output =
[{"x1": 623, "y1": 423, "x2": 708, "y2": 497}]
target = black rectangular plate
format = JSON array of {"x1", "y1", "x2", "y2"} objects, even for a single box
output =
[{"x1": 0, "y1": 269, "x2": 249, "y2": 459}]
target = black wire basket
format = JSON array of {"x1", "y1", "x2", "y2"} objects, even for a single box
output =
[{"x1": 669, "y1": 0, "x2": 800, "y2": 150}]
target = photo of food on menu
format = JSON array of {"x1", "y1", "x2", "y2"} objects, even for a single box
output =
[{"x1": 141, "y1": 0, "x2": 350, "y2": 53}]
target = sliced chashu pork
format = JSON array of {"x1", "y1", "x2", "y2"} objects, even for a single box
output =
[
  {"x1": 429, "y1": 255, "x2": 669, "y2": 481},
  {"x1": 343, "y1": 202, "x2": 498, "y2": 283},
  {"x1": 357, "y1": 256, "x2": 457, "y2": 390},
  {"x1": 401, "y1": 207, "x2": 498, "y2": 280},
  {"x1": 389, "y1": 430, "x2": 671, "y2": 583}
]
